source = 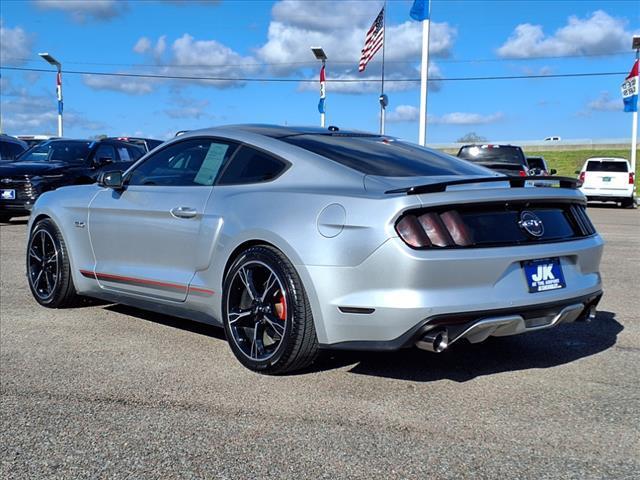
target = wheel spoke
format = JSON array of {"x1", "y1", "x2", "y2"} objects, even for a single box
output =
[
  {"x1": 33, "y1": 269, "x2": 44, "y2": 289},
  {"x1": 264, "y1": 314, "x2": 285, "y2": 338},
  {"x1": 45, "y1": 251, "x2": 59, "y2": 265},
  {"x1": 238, "y1": 267, "x2": 259, "y2": 300},
  {"x1": 40, "y1": 231, "x2": 46, "y2": 256},
  {"x1": 29, "y1": 248, "x2": 42, "y2": 262},
  {"x1": 228, "y1": 308, "x2": 253, "y2": 327},
  {"x1": 260, "y1": 272, "x2": 279, "y2": 302},
  {"x1": 44, "y1": 270, "x2": 52, "y2": 292}
]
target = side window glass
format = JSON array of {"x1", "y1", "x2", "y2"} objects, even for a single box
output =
[
  {"x1": 94, "y1": 144, "x2": 116, "y2": 163},
  {"x1": 127, "y1": 139, "x2": 237, "y2": 187},
  {"x1": 218, "y1": 146, "x2": 286, "y2": 185},
  {"x1": 117, "y1": 147, "x2": 130, "y2": 161},
  {"x1": 127, "y1": 145, "x2": 144, "y2": 161}
]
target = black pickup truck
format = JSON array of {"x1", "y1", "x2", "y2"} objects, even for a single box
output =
[
  {"x1": 0, "y1": 138, "x2": 145, "y2": 222},
  {"x1": 457, "y1": 144, "x2": 530, "y2": 177}
]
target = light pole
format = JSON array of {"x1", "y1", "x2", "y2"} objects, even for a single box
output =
[
  {"x1": 311, "y1": 47, "x2": 327, "y2": 128},
  {"x1": 39, "y1": 53, "x2": 63, "y2": 137}
]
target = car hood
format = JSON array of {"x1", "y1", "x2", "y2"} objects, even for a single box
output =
[{"x1": 0, "y1": 161, "x2": 69, "y2": 177}]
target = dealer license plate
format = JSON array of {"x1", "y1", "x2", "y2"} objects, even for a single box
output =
[
  {"x1": 0, "y1": 189, "x2": 15, "y2": 200},
  {"x1": 522, "y1": 257, "x2": 566, "y2": 293}
]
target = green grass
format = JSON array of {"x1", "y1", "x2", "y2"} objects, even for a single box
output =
[{"x1": 526, "y1": 149, "x2": 640, "y2": 178}]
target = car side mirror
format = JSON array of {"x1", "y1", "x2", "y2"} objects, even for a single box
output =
[
  {"x1": 550, "y1": 169, "x2": 557, "y2": 175},
  {"x1": 98, "y1": 170, "x2": 124, "y2": 189}
]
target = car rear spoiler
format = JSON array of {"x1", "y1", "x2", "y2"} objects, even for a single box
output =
[{"x1": 385, "y1": 176, "x2": 580, "y2": 195}]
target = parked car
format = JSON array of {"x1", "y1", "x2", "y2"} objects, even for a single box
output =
[
  {"x1": 0, "y1": 135, "x2": 28, "y2": 161},
  {"x1": 16, "y1": 135, "x2": 58, "y2": 148},
  {"x1": 0, "y1": 138, "x2": 145, "y2": 222},
  {"x1": 107, "y1": 137, "x2": 163, "y2": 152},
  {"x1": 457, "y1": 144, "x2": 529, "y2": 176},
  {"x1": 544, "y1": 136, "x2": 561, "y2": 142},
  {"x1": 25, "y1": 125, "x2": 602, "y2": 374},
  {"x1": 526, "y1": 156, "x2": 556, "y2": 176},
  {"x1": 577, "y1": 157, "x2": 636, "y2": 208}
]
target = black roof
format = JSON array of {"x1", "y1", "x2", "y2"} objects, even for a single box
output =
[{"x1": 227, "y1": 124, "x2": 379, "y2": 139}]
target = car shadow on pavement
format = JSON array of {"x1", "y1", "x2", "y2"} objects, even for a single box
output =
[
  {"x1": 105, "y1": 304, "x2": 227, "y2": 341},
  {"x1": 319, "y1": 311, "x2": 622, "y2": 382}
]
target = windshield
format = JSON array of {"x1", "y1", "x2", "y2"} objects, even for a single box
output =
[
  {"x1": 280, "y1": 135, "x2": 490, "y2": 177},
  {"x1": 17, "y1": 140, "x2": 92, "y2": 164},
  {"x1": 458, "y1": 145, "x2": 526, "y2": 165},
  {"x1": 586, "y1": 160, "x2": 628, "y2": 173}
]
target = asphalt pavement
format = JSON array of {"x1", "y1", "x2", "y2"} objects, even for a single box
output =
[{"x1": 1, "y1": 206, "x2": 639, "y2": 479}]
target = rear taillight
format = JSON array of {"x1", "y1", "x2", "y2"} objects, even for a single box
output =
[
  {"x1": 630, "y1": 172, "x2": 635, "y2": 185},
  {"x1": 396, "y1": 211, "x2": 473, "y2": 248},
  {"x1": 579, "y1": 172, "x2": 585, "y2": 183},
  {"x1": 519, "y1": 170, "x2": 527, "y2": 177}
]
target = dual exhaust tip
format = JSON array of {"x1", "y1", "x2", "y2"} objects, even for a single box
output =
[
  {"x1": 416, "y1": 329, "x2": 449, "y2": 353},
  {"x1": 416, "y1": 305, "x2": 598, "y2": 353}
]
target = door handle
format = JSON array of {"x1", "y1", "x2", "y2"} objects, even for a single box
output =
[{"x1": 170, "y1": 206, "x2": 198, "y2": 219}]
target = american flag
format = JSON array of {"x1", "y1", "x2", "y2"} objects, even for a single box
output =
[{"x1": 358, "y1": 7, "x2": 384, "y2": 73}]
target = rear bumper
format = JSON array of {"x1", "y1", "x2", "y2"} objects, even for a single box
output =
[
  {"x1": 303, "y1": 234, "x2": 604, "y2": 346},
  {"x1": 0, "y1": 201, "x2": 33, "y2": 216},
  {"x1": 322, "y1": 291, "x2": 602, "y2": 351},
  {"x1": 580, "y1": 186, "x2": 633, "y2": 200}
]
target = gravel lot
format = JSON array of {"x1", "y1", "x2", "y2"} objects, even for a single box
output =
[{"x1": 1, "y1": 206, "x2": 638, "y2": 479}]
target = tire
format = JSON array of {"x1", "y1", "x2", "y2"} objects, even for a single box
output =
[
  {"x1": 0, "y1": 214, "x2": 12, "y2": 223},
  {"x1": 621, "y1": 197, "x2": 636, "y2": 209},
  {"x1": 27, "y1": 218, "x2": 80, "y2": 308},
  {"x1": 222, "y1": 245, "x2": 319, "y2": 374}
]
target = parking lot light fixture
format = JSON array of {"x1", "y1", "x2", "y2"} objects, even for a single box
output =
[{"x1": 39, "y1": 52, "x2": 63, "y2": 137}]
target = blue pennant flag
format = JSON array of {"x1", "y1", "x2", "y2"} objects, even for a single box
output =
[
  {"x1": 410, "y1": 0, "x2": 430, "y2": 21},
  {"x1": 318, "y1": 97, "x2": 325, "y2": 114}
]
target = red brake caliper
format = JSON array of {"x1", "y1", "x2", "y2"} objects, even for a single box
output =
[{"x1": 274, "y1": 291, "x2": 287, "y2": 321}]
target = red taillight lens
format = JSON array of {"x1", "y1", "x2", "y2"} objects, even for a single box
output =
[
  {"x1": 395, "y1": 215, "x2": 431, "y2": 248},
  {"x1": 629, "y1": 172, "x2": 635, "y2": 185},
  {"x1": 417, "y1": 213, "x2": 453, "y2": 247},
  {"x1": 519, "y1": 170, "x2": 527, "y2": 177},
  {"x1": 396, "y1": 211, "x2": 473, "y2": 248},
  {"x1": 440, "y1": 210, "x2": 474, "y2": 246},
  {"x1": 579, "y1": 172, "x2": 585, "y2": 183}
]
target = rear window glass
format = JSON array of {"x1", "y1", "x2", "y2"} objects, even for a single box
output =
[
  {"x1": 218, "y1": 146, "x2": 287, "y2": 184},
  {"x1": 458, "y1": 145, "x2": 525, "y2": 165},
  {"x1": 586, "y1": 160, "x2": 628, "y2": 172},
  {"x1": 280, "y1": 135, "x2": 489, "y2": 177},
  {"x1": 526, "y1": 158, "x2": 545, "y2": 170}
]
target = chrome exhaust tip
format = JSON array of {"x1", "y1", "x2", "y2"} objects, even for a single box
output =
[{"x1": 416, "y1": 329, "x2": 449, "y2": 353}]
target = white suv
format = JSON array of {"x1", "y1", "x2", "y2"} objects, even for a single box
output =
[{"x1": 578, "y1": 157, "x2": 636, "y2": 208}]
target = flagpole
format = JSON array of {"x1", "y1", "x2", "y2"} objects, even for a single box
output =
[
  {"x1": 418, "y1": 14, "x2": 430, "y2": 146},
  {"x1": 379, "y1": 2, "x2": 387, "y2": 135},
  {"x1": 632, "y1": 47, "x2": 639, "y2": 185},
  {"x1": 321, "y1": 59, "x2": 326, "y2": 128}
]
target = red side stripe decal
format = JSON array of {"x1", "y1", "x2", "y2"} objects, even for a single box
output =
[{"x1": 79, "y1": 270, "x2": 214, "y2": 296}]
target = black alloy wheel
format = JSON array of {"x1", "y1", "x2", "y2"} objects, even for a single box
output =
[{"x1": 222, "y1": 245, "x2": 318, "y2": 374}]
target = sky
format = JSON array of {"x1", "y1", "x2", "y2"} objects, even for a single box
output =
[{"x1": 0, "y1": 0, "x2": 639, "y2": 143}]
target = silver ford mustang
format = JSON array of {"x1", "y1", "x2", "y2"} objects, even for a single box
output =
[{"x1": 26, "y1": 125, "x2": 603, "y2": 373}]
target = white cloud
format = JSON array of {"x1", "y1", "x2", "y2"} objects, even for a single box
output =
[
  {"x1": 386, "y1": 105, "x2": 420, "y2": 123},
  {"x1": 82, "y1": 74, "x2": 156, "y2": 95},
  {"x1": 0, "y1": 21, "x2": 33, "y2": 65},
  {"x1": 257, "y1": 0, "x2": 456, "y2": 93},
  {"x1": 498, "y1": 10, "x2": 632, "y2": 58},
  {"x1": 1, "y1": 83, "x2": 105, "y2": 133},
  {"x1": 133, "y1": 37, "x2": 151, "y2": 54},
  {"x1": 34, "y1": 0, "x2": 128, "y2": 22},
  {"x1": 434, "y1": 112, "x2": 504, "y2": 125},
  {"x1": 578, "y1": 91, "x2": 620, "y2": 116},
  {"x1": 163, "y1": 96, "x2": 211, "y2": 119},
  {"x1": 386, "y1": 106, "x2": 504, "y2": 125}
]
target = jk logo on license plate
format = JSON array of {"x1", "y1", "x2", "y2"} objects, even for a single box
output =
[
  {"x1": 522, "y1": 257, "x2": 566, "y2": 293},
  {"x1": 1, "y1": 189, "x2": 15, "y2": 200}
]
